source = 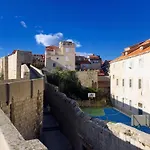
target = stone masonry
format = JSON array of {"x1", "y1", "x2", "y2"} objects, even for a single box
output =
[
  {"x1": 45, "y1": 82, "x2": 150, "y2": 150},
  {"x1": 0, "y1": 108, "x2": 47, "y2": 150},
  {"x1": 0, "y1": 78, "x2": 44, "y2": 140}
]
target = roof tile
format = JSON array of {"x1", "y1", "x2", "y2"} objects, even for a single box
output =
[{"x1": 111, "y1": 39, "x2": 150, "y2": 63}]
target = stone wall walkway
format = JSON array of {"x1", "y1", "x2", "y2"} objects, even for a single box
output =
[{"x1": 40, "y1": 107, "x2": 72, "y2": 150}]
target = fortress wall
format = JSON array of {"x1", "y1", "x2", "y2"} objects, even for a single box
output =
[
  {"x1": 45, "y1": 82, "x2": 150, "y2": 150},
  {"x1": 0, "y1": 78, "x2": 44, "y2": 140},
  {"x1": 0, "y1": 109, "x2": 47, "y2": 150}
]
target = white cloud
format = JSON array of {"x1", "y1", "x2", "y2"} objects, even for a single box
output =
[
  {"x1": 35, "y1": 32, "x2": 81, "y2": 48},
  {"x1": 67, "y1": 39, "x2": 82, "y2": 48},
  {"x1": 76, "y1": 52, "x2": 93, "y2": 57},
  {"x1": 35, "y1": 32, "x2": 63, "y2": 46},
  {"x1": 20, "y1": 21, "x2": 27, "y2": 28},
  {"x1": 36, "y1": 30, "x2": 44, "y2": 33},
  {"x1": 0, "y1": 16, "x2": 3, "y2": 19}
]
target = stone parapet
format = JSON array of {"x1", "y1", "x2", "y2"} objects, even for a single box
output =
[
  {"x1": 0, "y1": 109, "x2": 47, "y2": 150},
  {"x1": 45, "y1": 82, "x2": 150, "y2": 150}
]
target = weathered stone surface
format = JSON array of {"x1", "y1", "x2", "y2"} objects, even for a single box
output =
[
  {"x1": 0, "y1": 109, "x2": 47, "y2": 150},
  {"x1": 0, "y1": 79, "x2": 44, "y2": 140},
  {"x1": 45, "y1": 82, "x2": 150, "y2": 150}
]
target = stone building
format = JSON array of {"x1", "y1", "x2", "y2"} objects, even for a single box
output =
[
  {"x1": 32, "y1": 54, "x2": 45, "y2": 69},
  {"x1": 75, "y1": 54, "x2": 102, "y2": 70},
  {"x1": 0, "y1": 50, "x2": 33, "y2": 80},
  {"x1": 76, "y1": 70, "x2": 110, "y2": 89},
  {"x1": 45, "y1": 41, "x2": 76, "y2": 71},
  {"x1": 110, "y1": 39, "x2": 150, "y2": 116}
]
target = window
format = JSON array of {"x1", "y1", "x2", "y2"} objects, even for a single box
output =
[
  {"x1": 113, "y1": 75, "x2": 115, "y2": 79},
  {"x1": 66, "y1": 48, "x2": 70, "y2": 52},
  {"x1": 138, "y1": 79, "x2": 142, "y2": 89},
  {"x1": 122, "y1": 79, "x2": 124, "y2": 86},
  {"x1": 122, "y1": 98, "x2": 124, "y2": 107},
  {"x1": 129, "y1": 100, "x2": 132, "y2": 110},
  {"x1": 53, "y1": 63, "x2": 56, "y2": 67},
  {"x1": 116, "y1": 79, "x2": 118, "y2": 86},
  {"x1": 129, "y1": 79, "x2": 132, "y2": 87},
  {"x1": 116, "y1": 96, "x2": 118, "y2": 103}
]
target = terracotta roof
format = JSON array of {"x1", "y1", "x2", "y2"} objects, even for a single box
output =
[
  {"x1": 89, "y1": 55, "x2": 100, "y2": 60},
  {"x1": 46, "y1": 46, "x2": 59, "y2": 51},
  {"x1": 111, "y1": 39, "x2": 150, "y2": 63}
]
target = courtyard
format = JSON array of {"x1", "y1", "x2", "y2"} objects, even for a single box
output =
[{"x1": 82, "y1": 107, "x2": 150, "y2": 134}]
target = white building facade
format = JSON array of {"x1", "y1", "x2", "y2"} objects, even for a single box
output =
[
  {"x1": 45, "y1": 41, "x2": 75, "y2": 71},
  {"x1": 110, "y1": 39, "x2": 150, "y2": 116}
]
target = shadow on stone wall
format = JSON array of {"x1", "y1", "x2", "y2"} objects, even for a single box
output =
[
  {"x1": 0, "y1": 78, "x2": 44, "y2": 140},
  {"x1": 44, "y1": 83, "x2": 150, "y2": 150}
]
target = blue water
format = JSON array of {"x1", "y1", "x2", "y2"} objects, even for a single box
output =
[{"x1": 93, "y1": 108, "x2": 150, "y2": 134}]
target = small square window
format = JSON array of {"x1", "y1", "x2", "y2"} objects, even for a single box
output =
[
  {"x1": 53, "y1": 63, "x2": 56, "y2": 67},
  {"x1": 113, "y1": 75, "x2": 115, "y2": 79},
  {"x1": 129, "y1": 79, "x2": 132, "y2": 87},
  {"x1": 122, "y1": 79, "x2": 124, "y2": 86},
  {"x1": 116, "y1": 96, "x2": 118, "y2": 103},
  {"x1": 138, "y1": 79, "x2": 142, "y2": 89},
  {"x1": 116, "y1": 79, "x2": 118, "y2": 86}
]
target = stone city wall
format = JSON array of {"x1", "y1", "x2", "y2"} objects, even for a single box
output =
[
  {"x1": 76, "y1": 70, "x2": 98, "y2": 88},
  {"x1": 45, "y1": 82, "x2": 150, "y2": 150},
  {"x1": 0, "y1": 109, "x2": 47, "y2": 150},
  {"x1": 0, "y1": 78, "x2": 44, "y2": 140},
  {"x1": 76, "y1": 70, "x2": 110, "y2": 89}
]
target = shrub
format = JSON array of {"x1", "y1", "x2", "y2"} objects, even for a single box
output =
[{"x1": 46, "y1": 69, "x2": 97, "y2": 100}]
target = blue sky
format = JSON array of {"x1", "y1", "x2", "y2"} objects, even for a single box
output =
[{"x1": 0, "y1": 0, "x2": 150, "y2": 60}]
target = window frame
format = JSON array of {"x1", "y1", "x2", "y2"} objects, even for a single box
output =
[
  {"x1": 122, "y1": 79, "x2": 124, "y2": 86},
  {"x1": 129, "y1": 79, "x2": 132, "y2": 88},
  {"x1": 138, "y1": 79, "x2": 142, "y2": 89},
  {"x1": 53, "y1": 63, "x2": 56, "y2": 67},
  {"x1": 116, "y1": 79, "x2": 118, "y2": 86}
]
